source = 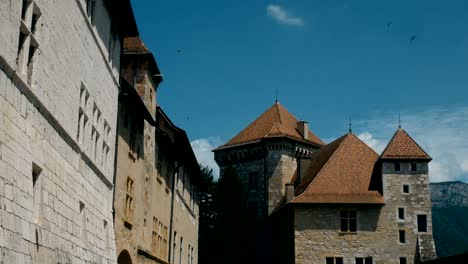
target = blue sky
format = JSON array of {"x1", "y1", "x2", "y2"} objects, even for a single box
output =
[{"x1": 131, "y1": 0, "x2": 468, "y2": 182}]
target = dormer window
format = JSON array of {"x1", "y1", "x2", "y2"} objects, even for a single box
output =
[
  {"x1": 394, "y1": 162, "x2": 401, "y2": 172},
  {"x1": 411, "y1": 163, "x2": 417, "y2": 172}
]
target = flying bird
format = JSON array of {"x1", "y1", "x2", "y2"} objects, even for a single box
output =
[{"x1": 410, "y1": 35, "x2": 416, "y2": 43}]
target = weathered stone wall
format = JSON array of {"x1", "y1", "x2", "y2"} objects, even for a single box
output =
[
  {"x1": 219, "y1": 156, "x2": 267, "y2": 219},
  {"x1": 382, "y1": 161, "x2": 436, "y2": 261},
  {"x1": 166, "y1": 164, "x2": 199, "y2": 264},
  {"x1": 295, "y1": 205, "x2": 392, "y2": 264},
  {"x1": 293, "y1": 161, "x2": 436, "y2": 264},
  {"x1": 267, "y1": 150, "x2": 296, "y2": 215},
  {"x1": 0, "y1": 1, "x2": 120, "y2": 263}
]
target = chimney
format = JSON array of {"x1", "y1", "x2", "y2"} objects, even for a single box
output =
[
  {"x1": 297, "y1": 121, "x2": 309, "y2": 140},
  {"x1": 285, "y1": 183, "x2": 295, "y2": 203}
]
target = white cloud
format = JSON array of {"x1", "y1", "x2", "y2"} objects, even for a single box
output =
[
  {"x1": 190, "y1": 137, "x2": 223, "y2": 179},
  {"x1": 357, "y1": 131, "x2": 386, "y2": 154},
  {"x1": 266, "y1": 4, "x2": 304, "y2": 26},
  {"x1": 354, "y1": 107, "x2": 468, "y2": 183}
]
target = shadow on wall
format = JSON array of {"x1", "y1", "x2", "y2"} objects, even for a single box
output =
[{"x1": 294, "y1": 205, "x2": 382, "y2": 232}]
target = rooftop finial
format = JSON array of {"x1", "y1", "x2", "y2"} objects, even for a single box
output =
[
  {"x1": 275, "y1": 88, "x2": 278, "y2": 103},
  {"x1": 348, "y1": 117, "x2": 352, "y2": 133},
  {"x1": 398, "y1": 112, "x2": 401, "y2": 128}
]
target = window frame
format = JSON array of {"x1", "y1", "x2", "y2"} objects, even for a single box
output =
[
  {"x1": 340, "y1": 209, "x2": 357, "y2": 233},
  {"x1": 417, "y1": 214, "x2": 428, "y2": 233},
  {"x1": 397, "y1": 207, "x2": 405, "y2": 221},
  {"x1": 398, "y1": 229, "x2": 406, "y2": 244}
]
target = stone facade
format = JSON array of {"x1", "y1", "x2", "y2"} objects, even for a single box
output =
[
  {"x1": 113, "y1": 37, "x2": 200, "y2": 264},
  {"x1": 215, "y1": 139, "x2": 317, "y2": 220},
  {"x1": 293, "y1": 161, "x2": 436, "y2": 264},
  {"x1": 216, "y1": 103, "x2": 437, "y2": 264},
  {"x1": 0, "y1": 0, "x2": 132, "y2": 263}
]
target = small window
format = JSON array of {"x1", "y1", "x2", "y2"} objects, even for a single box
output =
[
  {"x1": 394, "y1": 162, "x2": 401, "y2": 172},
  {"x1": 402, "y1": 184, "x2": 410, "y2": 194},
  {"x1": 248, "y1": 172, "x2": 258, "y2": 190},
  {"x1": 86, "y1": 0, "x2": 96, "y2": 24},
  {"x1": 32, "y1": 163, "x2": 43, "y2": 222},
  {"x1": 399, "y1": 230, "x2": 406, "y2": 244},
  {"x1": 356, "y1": 257, "x2": 373, "y2": 264},
  {"x1": 398, "y1": 208, "x2": 405, "y2": 220},
  {"x1": 326, "y1": 257, "x2": 343, "y2": 264},
  {"x1": 340, "y1": 210, "x2": 357, "y2": 232},
  {"x1": 417, "y1": 215, "x2": 428, "y2": 232},
  {"x1": 399, "y1": 257, "x2": 407, "y2": 264},
  {"x1": 411, "y1": 163, "x2": 417, "y2": 171}
]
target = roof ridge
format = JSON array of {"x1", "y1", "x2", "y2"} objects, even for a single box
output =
[
  {"x1": 293, "y1": 134, "x2": 349, "y2": 201},
  {"x1": 349, "y1": 133, "x2": 379, "y2": 156},
  {"x1": 380, "y1": 128, "x2": 399, "y2": 157}
]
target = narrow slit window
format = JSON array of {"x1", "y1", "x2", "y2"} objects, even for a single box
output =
[
  {"x1": 395, "y1": 162, "x2": 401, "y2": 172},
  {"x1": 21, "y1": 0, "x2": 31, "y2": 21},
  {"x1": 399, "y1": 230, "x2": 406, "y2": 244},
  {"x1": 32, "y1": 163, "x2": 43, "y2": 223},
  {"x1": 80, "y1": 201, "x2": 86, "y2": 241},
  {"x1": 411, "y1": 163, "x2": 417, "y2": 172},
  {"x1": 398, "y1": 208, "x2": 405, "y2": 220},
  {"x1": 399, "y1": 257, "x2": 407, "y2": 264}
]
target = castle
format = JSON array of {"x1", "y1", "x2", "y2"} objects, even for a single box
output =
[{"x1": 214, "y1": 101, "x2": 437, "y2": 264}]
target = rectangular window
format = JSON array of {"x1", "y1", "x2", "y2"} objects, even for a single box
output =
[
  {"x1": 417, "y1": 215, "x2": 428, "y2": 232},
  {"x1": 103, "y1": 220, "x2": 109, "y2": 255},
  {"x1": 399, "y1": 230, "x2": 406, "y2": 244},
  {"x1": 398, "y1": 208, "x2": 405, "y2": 221},
  {"x1": 32, "y1": 163, "x2": 42, "y2": 223},
  {"x1": 152, "y1": 217, "x2": 158, "y2": 253},
  {"x1": 402, "y1": 184, "x2": 410, "y2": 194},
  {"x1": 17, "y1": 0, "x2": 41, "y2": 82},
  {"x1": 21, "y1": 0, "x2": 31, "y2": 21},
  {"x1": 326, "y1": 257, "x2": 343, "y2": 264},
  {"x1": 340, "y1": 210, "x2": 357, "y2": 232},
  {"x1": 179, "y1": 237, "x2": 183, "y2": 264},
  {"x1": 399, "y1": 257, "x2": 407, "y2": 264},
  {"x1": 248, "y1": 172, "x2": 258, "y2": 190},
  {"x1": 411, "y1": 163, "x2": 417, "y2": 171},
  {"x1": 86, "y1": 0, "x2": 96, "y2": 24},
  {"x1": 395, "y1": 162, "x2": 401, "y2": 172},
  {"x1": 356, "y1": 257, "x2": 373, "y2": 264},
  {"x1": 80, "y1": 201, "x2": 86, "y2": 241},
  {"x1": 125, "y1": 177, "x2": 134, "y2": 223}
]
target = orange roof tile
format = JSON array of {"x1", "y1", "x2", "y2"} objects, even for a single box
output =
[
  {"x1": 380, "y1": 128, "x2": 431, "y2": 160},
  {"x1": 291, "y1": 133, "x2": 384, "y2": 204},
  {"x1": 217, "y1": 102, "x2": 324, "y2": 149}
]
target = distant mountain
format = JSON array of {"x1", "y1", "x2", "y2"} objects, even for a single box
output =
[{"x1": 431, "y1": 181, "x2": 468, "y2": 258}]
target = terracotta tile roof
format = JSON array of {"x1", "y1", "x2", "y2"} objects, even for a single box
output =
[
  {"x1": 380, "y1": 128, "x2": 431, "y2": 160},
  {"x1": 291, "y1": 133, "x2": 384, "y2": 204},
  {"x1": 217, "y1": 102, "x2": 324, "y2": 149},
  {"x1": 123, "y1": 37, "x2": 151, "y2": 54}
]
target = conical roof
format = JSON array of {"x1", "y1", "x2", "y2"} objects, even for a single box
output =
[
  {"x1": 380, "y1": 128, "x2": 431, "y2": 160},
  {"x1": 291, "y1": 133, "x2": 384, "y2": 204},
  {"x1": 217, "y1": 102, "x2": 324, "y2": 149}
]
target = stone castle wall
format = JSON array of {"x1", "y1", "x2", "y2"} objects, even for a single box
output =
[
  {"x1": 293, "y1": 161, "x2": 436, "y2": 264},
  {"x1": 1, "y1": 0, "x2": 120, "y2": 263}
]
